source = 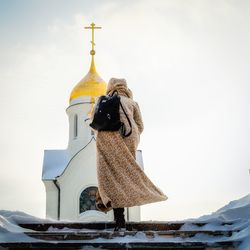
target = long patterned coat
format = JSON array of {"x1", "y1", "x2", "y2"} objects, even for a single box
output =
[{"x1": 93, "y1": 78, "x2": 168, "y2": 209}]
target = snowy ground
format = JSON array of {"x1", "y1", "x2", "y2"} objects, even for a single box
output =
[{"x1": 0, "y1": 194, "x2": 249, "y2": 249}]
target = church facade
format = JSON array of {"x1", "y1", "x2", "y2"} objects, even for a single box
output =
[{"x1": 41, "y1": 23, "x2": 143, "y2": 222}]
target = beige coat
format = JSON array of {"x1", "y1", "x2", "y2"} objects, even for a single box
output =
[{"x1": 93, "y1": 78, "x2": 168, "y2": 208}]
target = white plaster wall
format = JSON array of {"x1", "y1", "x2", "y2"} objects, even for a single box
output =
[
  {"x1": 66, "y1": 100, "x2": 94, "y2": 157},
  {"x1": 57, "y1": 139, "x2": 113, "y2": 221},
  {"x1": 127, "y1": 206, "x2": 141, "y2": 222},
  {"x1": 43, "y1": 180, "x2": 58, "y2": 220}
]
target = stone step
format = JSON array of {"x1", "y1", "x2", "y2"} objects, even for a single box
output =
[
  {"x1": 0, "y1": 222, "x2": 239, "y2": 249},
  {"x1": 0, "y1": 240, "x2": 238, "y2": 250},
  {"x1": 18, "y1": 221, "x2": 235, "y2": 231},
  {"x1": 24, "y1": 229, "x2": 238, "y2": 241}
]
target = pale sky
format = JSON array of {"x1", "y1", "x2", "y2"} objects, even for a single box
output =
[{"x1": 0, "y1": 0, "x2": 249, "y2": 221}]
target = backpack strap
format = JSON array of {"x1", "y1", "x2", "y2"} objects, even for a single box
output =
[
  {"x1": 120, "y1": 101, "x2": 132, "y2": 137},
  {"x1": 110, "y1": 90, "x2": 132, "y2": 137},
  {"x1": 110, "y1": 90, "x2": 118, "y2": 96}
]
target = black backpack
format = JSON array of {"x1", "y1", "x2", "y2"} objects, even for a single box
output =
[{"x1": 89, "y1": 91, "x2": 132, "y2": 137}]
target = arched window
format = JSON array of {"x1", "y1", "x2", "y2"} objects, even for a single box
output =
[
  {"x1": 74, "y1": 114, "x2": 78, "y2": 138},
  {"x1": 79, "y1": 186, "x2": 98, "y2": 213}
]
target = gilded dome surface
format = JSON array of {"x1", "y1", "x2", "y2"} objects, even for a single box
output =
[{"x1": 69, "y1": 57, "x2": 107, "y2": 102}]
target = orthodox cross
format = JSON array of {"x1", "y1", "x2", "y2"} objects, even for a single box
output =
[{"x1": 84, "y1": 22, "x2": 102, "y2": 55}]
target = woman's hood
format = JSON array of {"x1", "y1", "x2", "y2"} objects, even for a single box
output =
[{"x1": 106, "y1": 78, "x2": 133, "y2": 99}]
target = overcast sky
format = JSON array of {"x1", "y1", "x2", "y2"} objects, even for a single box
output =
[{"x1": 0, "y1": 0, "x2": 249, "y2": 221}]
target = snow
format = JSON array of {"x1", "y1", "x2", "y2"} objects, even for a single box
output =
[
  {"x1": 0, "y1": 210, "x2": 54, "y2": 225},
  {"x1": 0, "y1": 194, "x2": 249, "y2": 249},
  {"x1": 0, "y1": 210, "x2": 56, "y2": 243},
  {"x1": 180, "y1": 194, "x2": 250, "y2": 249},
  {"x1": 198, "y1": 194, "x2": 250, "y2": 221},
  {"x1": 42, "y1": 149, "x2": 70, "y2": 180}
]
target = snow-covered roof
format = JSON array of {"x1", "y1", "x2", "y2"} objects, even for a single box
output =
[
  {"x1": 42, "y1": 149, "x2": 70, "y2": 180},
  {"x1": 42, "y1": 146, "x2": 144, "y2": 181}
]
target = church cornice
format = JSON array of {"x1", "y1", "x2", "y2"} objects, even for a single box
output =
[{"x1": 66, "y1": 102, "x2": 94, "y2": 112}]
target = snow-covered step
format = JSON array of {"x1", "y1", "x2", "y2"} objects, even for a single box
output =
[
  {"x1": 24, "y1": 229, "x2": 239, "y2": 241},
  {"x1": 1, "y1": 195, "x2": 249, "y2": 249},
  {"x1": 0, "y1": 240, "x2": 238, "y2": 249},
  {"x1": 3, "y1": 222, "x2": 238, "y2": 249},
  {"x1": 18, "y1": 221, "x2": 235, "y2": 231}
]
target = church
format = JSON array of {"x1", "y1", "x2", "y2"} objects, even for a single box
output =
[{"x1": 41, "y1": 23, "x2": 144, "y2": 222}]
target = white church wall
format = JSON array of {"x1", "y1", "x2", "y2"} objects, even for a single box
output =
[
  {"x1": 127, "y1": 206, "x2": 141, "y2": 222},
  {"x1": 57, "y1": 139, "x2": 113, "y2": 221},
  {"x1": 43, "y1": 180, "x2": 58, "y2": 220},
  {"x1": 78, "y1": 210, "x2": 112, "y2": 222},
  {"x1": 66, "y1": 101, "x2": 94, "y2": 157}
]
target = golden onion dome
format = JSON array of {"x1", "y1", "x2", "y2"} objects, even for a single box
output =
[
  {"x1": 69, "y1": 56, "x2": 107, "y2": 102},
  {"x1": 69, "y1": 22, "x2": 107, "y2": 103}
]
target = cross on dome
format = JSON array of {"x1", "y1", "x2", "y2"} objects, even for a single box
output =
[
  {"x1": 69, "y1": 22, "x2": 107, "y2": 103},
  {"x1": 84, "y1": 22, "x2": 102, "y2": 56}
]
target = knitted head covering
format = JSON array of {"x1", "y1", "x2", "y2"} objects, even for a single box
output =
[{"x1": 106, "y1": 78, "x2": 133, "y2": 99}]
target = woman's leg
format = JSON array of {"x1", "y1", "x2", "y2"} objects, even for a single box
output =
[{"x1": 113, "y1": 207, "x2": 125, "y2": 231}]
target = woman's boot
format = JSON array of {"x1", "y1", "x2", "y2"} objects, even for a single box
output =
[{"x1": 113, "y1": 208, "x2": 126, "y2": 231}]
